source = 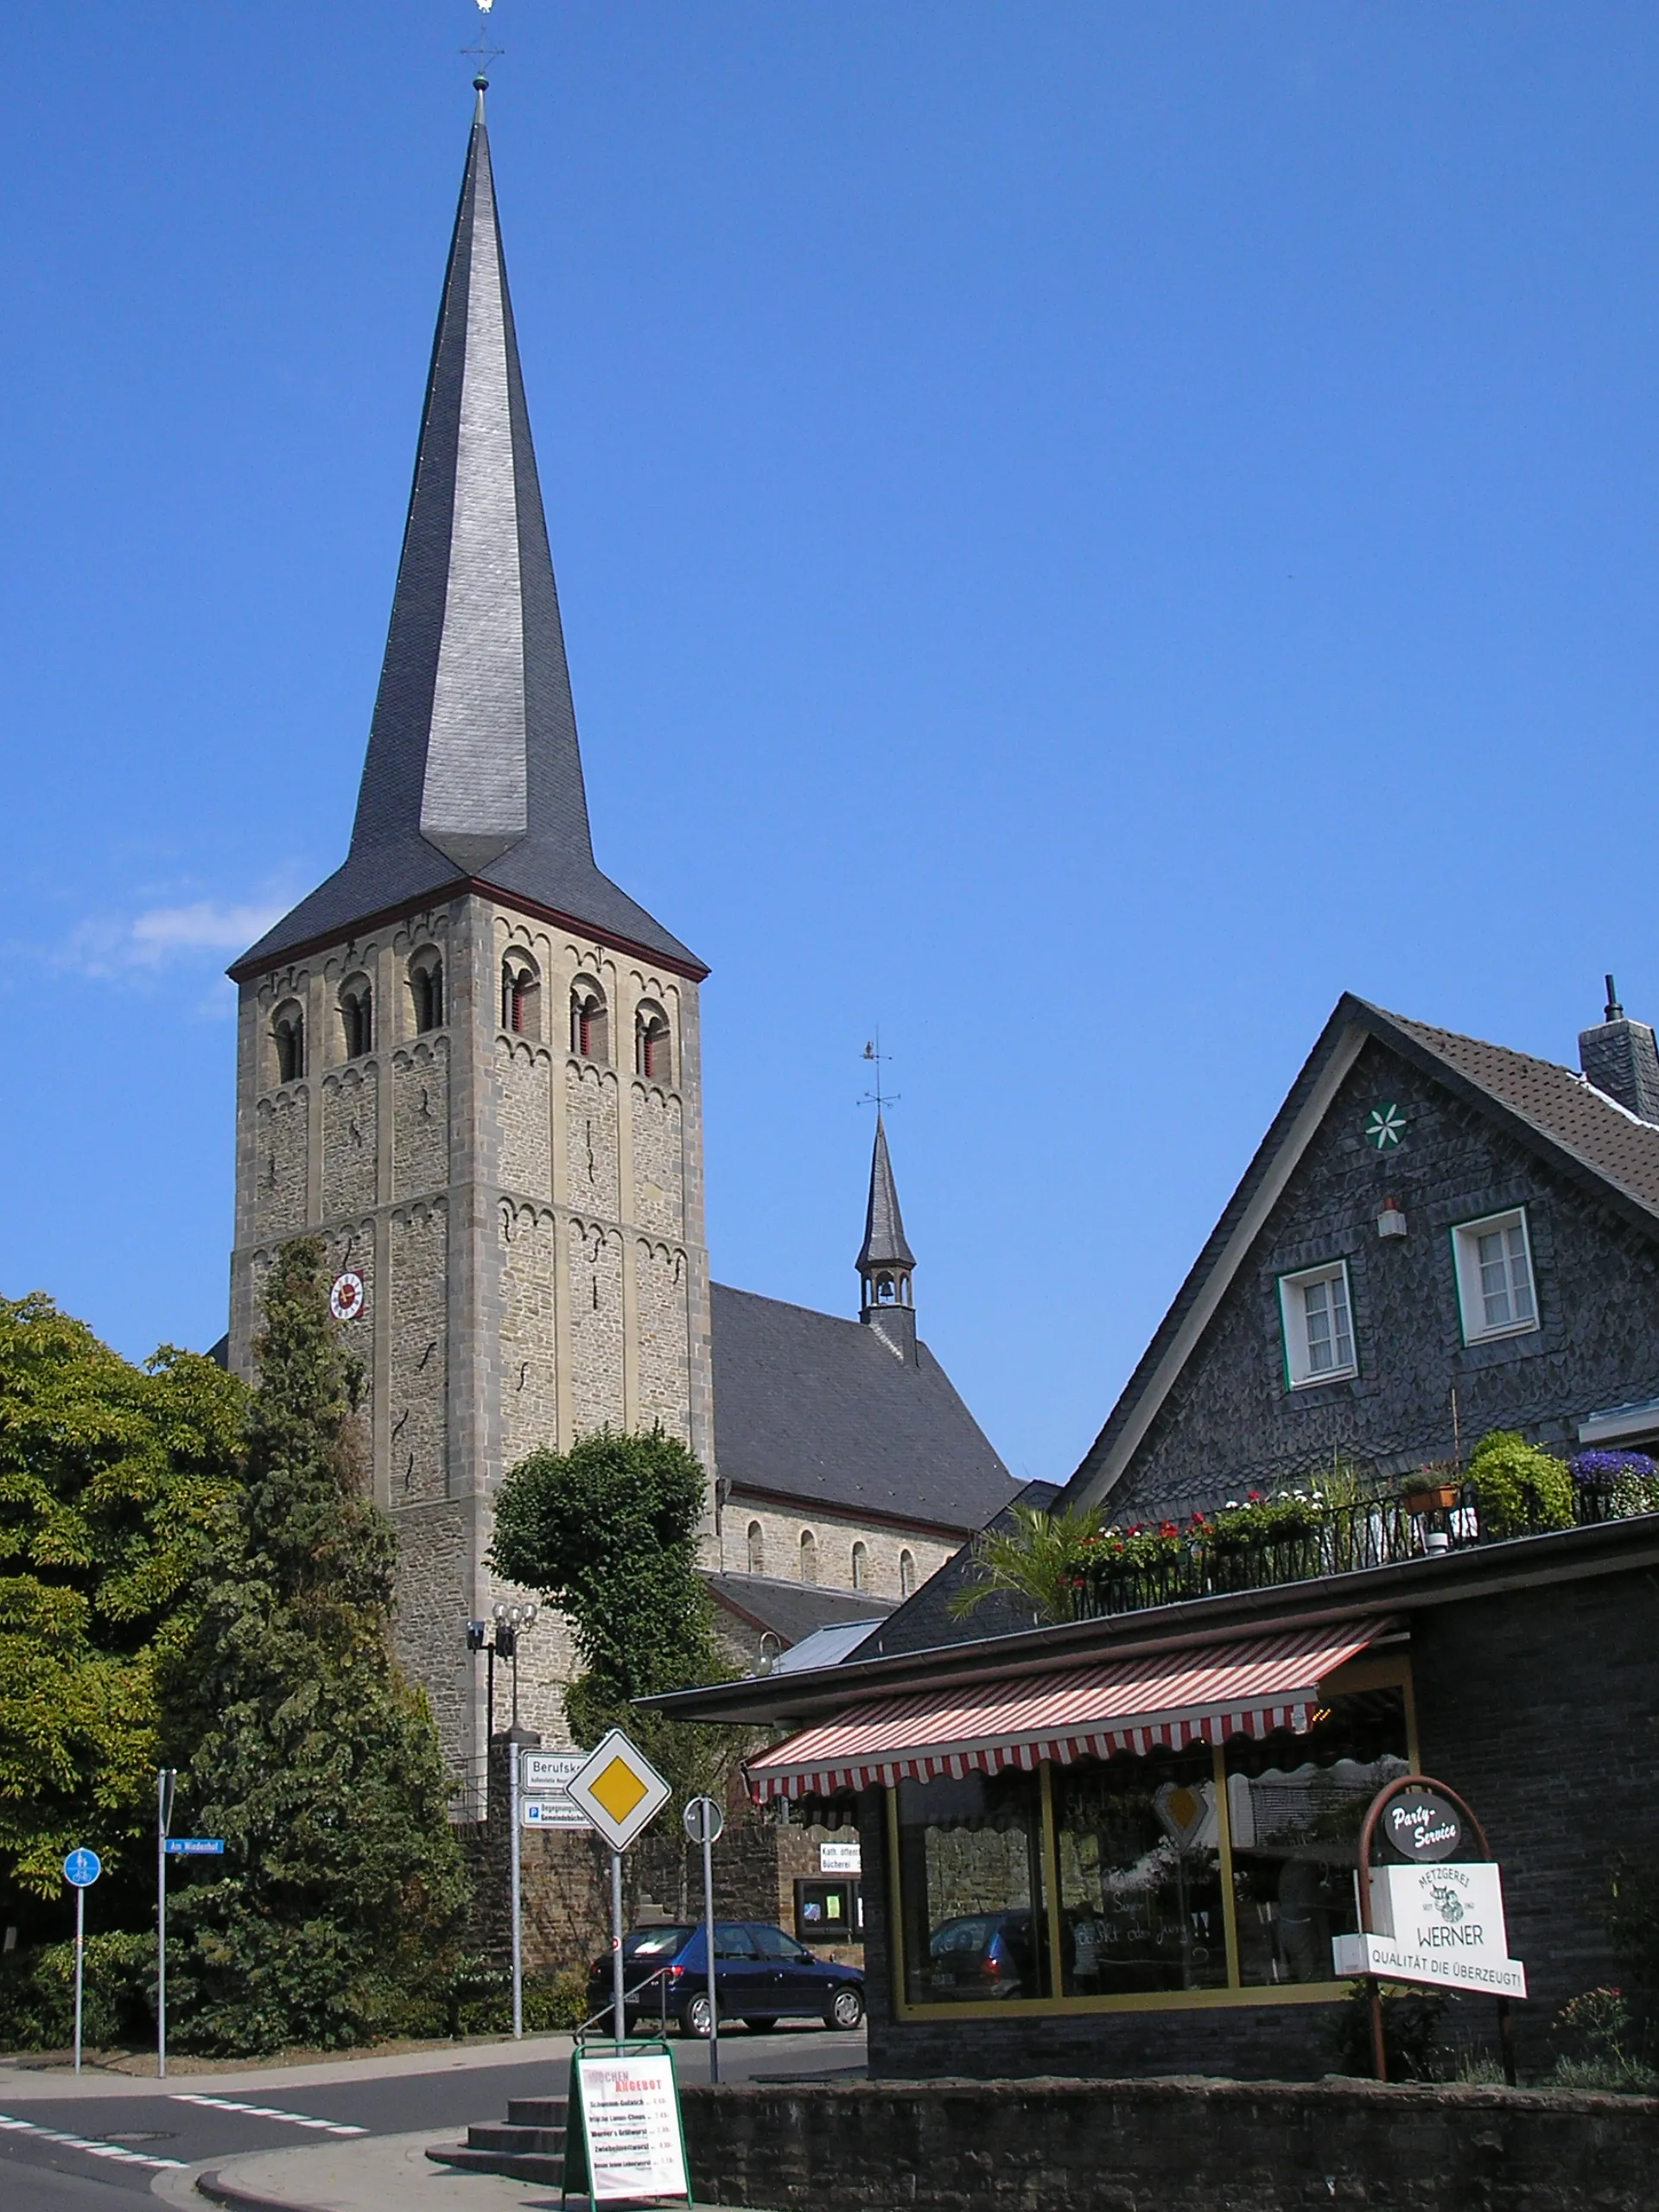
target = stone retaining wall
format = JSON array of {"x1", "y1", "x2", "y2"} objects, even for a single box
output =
[{"x1": 679, "y1": 2075, "x2": 1659, "y2": 2212}]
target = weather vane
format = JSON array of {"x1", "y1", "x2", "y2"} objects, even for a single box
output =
[
  {"x1": 859, "y1": 1033, "x2": 899, "y2": 1116},
  {"x1": 462, "y1": 0, "x2": 505, "y2": 83}
]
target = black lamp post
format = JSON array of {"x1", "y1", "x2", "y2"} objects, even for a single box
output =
[{"x1": 466, "y1": 1602, "x2": 539, "y2": 1738}]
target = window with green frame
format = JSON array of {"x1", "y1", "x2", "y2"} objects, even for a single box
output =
[{"x1": 891, "y1": 1687, "x2": 1410, "y2": 2011}]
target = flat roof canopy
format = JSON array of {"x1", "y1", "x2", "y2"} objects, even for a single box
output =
[{"x1": 747, "y1": 1618, "x2": 1390, "y2": 1801}]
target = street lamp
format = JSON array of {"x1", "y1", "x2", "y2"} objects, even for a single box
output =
[{"x1": 466, "y1": 1603, "x2": 539, "y2": 1738}]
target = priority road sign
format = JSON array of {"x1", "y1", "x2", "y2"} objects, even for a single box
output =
[
  {"x1": 63, "y1": 1849, "x2": 102, "y2": 1890},
  {"x1": 566, "y1": 1729, "x2": 671, "y2": 1853}
]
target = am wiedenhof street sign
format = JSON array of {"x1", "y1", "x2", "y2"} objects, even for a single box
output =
[{"x1": 164, "y1": 1839, "x2": 226, "y2": 1857}]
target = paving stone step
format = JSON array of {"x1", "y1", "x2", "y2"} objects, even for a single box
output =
[
  {"x1": 505, "y1": 2096, "x2": 569, "y2": 2126},
  {"x1": 465, "y1": 2120, "x2": 567, "y2": 2155},
  {"x1": 427, "y1": 2145, "x2": 565, "y2": 2186}
]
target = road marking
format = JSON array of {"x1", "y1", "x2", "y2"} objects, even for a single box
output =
[
  {"x1": 0, "y1": 2113, "x2": 186, "y2": 2169},
  {"x1": 169, "y1": 2093, "x2": 368, "y2": 2135}
]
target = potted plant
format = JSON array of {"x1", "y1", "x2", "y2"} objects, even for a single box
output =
[{"x1": 1402, "y1": 1463, "x2": 1459, "y2": 1516}]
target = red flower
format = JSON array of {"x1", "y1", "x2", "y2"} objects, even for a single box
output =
[
  {"x1": 1159, "y1": 1522, "x2": 1178, "y2": 1539},
  {"x1": 1248, "y1": 1490, "x2": 1263, "y2": 1503}
]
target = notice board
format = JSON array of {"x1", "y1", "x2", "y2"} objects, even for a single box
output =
[{"x1": 563, "y1": 2044, "x2": 690, "y2": 2204}]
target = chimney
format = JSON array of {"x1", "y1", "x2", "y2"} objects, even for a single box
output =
[{"x1": 1579, "y1": 975, "x2": 1659, "y2": 1123}]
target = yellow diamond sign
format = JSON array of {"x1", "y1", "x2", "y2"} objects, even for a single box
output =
[{"x1": 567, "y1": 1728, "x2": 672, "y2": 1852}]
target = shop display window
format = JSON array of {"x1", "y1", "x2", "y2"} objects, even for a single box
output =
[
  {"x1": 894, "y1": 1770, "x2": 1052, "y2": 2005},
  {"x1": 1052, "y1": 1745, "x2": 1228, "y2": 1995},
  {"x1": 1225, "y1": 1689, "x2": 1410, "y2": 1987}
]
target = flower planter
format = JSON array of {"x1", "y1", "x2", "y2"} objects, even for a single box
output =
[{"x1": 1402, "y1": 1484, "x2": 1459, "y2": 1516}]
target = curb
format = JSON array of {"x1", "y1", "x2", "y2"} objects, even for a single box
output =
[{"x1": 194, "y1": 2168, "x2": 340, "y2": 2212}]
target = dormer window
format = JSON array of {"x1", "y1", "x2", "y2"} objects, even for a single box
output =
[
  {"x1": 339, "y1": 975, "x2": 373, "y2": 1060},
  {"x1": 570, "y1": 977, "x2": 608, "y2": 1060},
  {"x1": 635, "y1": 1002, "x2": 671, "y2": 1082},
  {"x1": 501, "y1": 954, "x2": 541, "y2": 1039},
  {"x1": 410, "y1": 949, "x2": 443, "y2": 1033},
  {"x1": 272, "y1": 1001, "x2": 305, "y2": 1084}
]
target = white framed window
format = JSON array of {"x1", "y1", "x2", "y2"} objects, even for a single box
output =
[
  {"x1": 1452, "y1": 1208, "x2": 1537, "y2": 1343},
  {"x1": 1278, "y1": 1260, "x2": 1357, "y2": 1388}
]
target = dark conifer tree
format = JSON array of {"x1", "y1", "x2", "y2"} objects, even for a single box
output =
[{"x1": 162, "y1": 1239, "x2": 469, "y2": 2053}]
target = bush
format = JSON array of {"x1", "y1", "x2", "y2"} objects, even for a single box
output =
[
  {"x1": 0, "y1": 1930, "x2": 154, "y2": 2052},
  {"x1": 1329, "y1": 1981, "x2": 1449, "y2": 2081},
  {"x1": 1465, "y1": 1432, "x2": 1573, "y2": 1535},
  {"x1": 1549, "y1": 1986, "x2": 1658, "y2": 2093}
]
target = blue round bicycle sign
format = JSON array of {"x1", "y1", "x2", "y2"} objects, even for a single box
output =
[{"x1": 63, "y1": 1848, "x2": 102, "y2": 1890}]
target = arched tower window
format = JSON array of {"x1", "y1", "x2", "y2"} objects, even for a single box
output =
[
  {"x1": 798, "y1": 1529, "x2": 818, "y2": 1586},
  {"x1": 899, "y1": 1548, "x2": 916, "y2": 1599},
  {"x1": 747, "y1": 1521, "x2": 766, "y2": 1576},
  {"x1": 501, "y1": 953, "x2": 541, "y2": 1039},
  {"x1": 569, "y1": 977, "x2": 608, "y2": 1060},
  {"x1": 272, "y1": 1001, "x2": 305, "y2": 1085},
  {"x1": 635, "y1": 1002, "x2": 671, "y2": 1083},
  {"x1": 409, "y1": 949, "x2": 443, "y2": 1033},
  {"x1": 339, "y1": 974, "x2": 372, "y2": 1060},
  {"x1": 850, "y1": 1540, "x2": 868, "y2": 1592}
]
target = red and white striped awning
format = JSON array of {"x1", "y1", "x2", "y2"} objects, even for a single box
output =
[{"x1": 747, "y1": 1618, "x2": 1389, "y2": 1801}]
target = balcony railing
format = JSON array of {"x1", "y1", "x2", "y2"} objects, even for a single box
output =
[{"x1": 1075, "y1": 1480, "x2": 1621, "y2": 1622}]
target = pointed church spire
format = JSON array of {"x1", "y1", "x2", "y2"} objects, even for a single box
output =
[
  {"x1": 236, "y1": 94, "x2": 700, "y2": 977},
  {"x1": 858, "y1": 1115, "x2": 917, "y2": 1360}
]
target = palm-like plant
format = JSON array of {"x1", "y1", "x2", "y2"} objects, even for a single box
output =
[{"x1": 949, "y1": 1501, "x2": 1108, "y2": 1624}]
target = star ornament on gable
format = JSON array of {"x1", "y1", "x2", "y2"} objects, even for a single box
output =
[{"x1": 1364, "y1": 1104, "x2": 1408, "y2": 1151}]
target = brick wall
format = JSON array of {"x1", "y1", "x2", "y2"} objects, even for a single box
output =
[{"x1": 680, "y1": 2076, "x2": 1659, "y2": 2212}]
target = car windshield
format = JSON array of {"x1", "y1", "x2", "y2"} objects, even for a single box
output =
[
  {"x1": 623, "y1": 1926, "x2": 693, "y2": 1959},
  {"x1": 931, "y1": 1916, "x2": 999, "y2": 1955}
]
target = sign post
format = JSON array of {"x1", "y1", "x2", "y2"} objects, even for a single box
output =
[
  {"x1": 510, "y1": 1733, "x2": 523, "y2": 2039},
  {"x1": 63, "y1": 1848, "x2": 102, "y2": 2075},
  {"x1": 565, "y1": 1730, "x2": 673, "y2": 2049},
  {"x1": 156, "y1": 1769, "x2": 175, "y2": 2077},
  {"x1": 683, "y1": 1796, "x2": 724, "y2": 2082},
  {"x1": 1334, "y1": 1774, "x2": 1522, "y2": 2086}
]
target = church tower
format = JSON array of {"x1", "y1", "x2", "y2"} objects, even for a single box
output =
[{"x1": 227, "y1": 87, "x2": 712, "y2": 1772}]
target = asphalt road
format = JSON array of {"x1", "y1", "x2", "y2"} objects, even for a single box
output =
[{"x1": 0, "y1": 2024, "x2": 865, "y2": 2209}]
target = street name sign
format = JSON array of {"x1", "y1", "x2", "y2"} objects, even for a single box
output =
[
  {"x1": 567, "y1": 1729, "x2": 671, "y2": 1853},
  {"x1": 165, "y1": 1839, "x2": 226, "y2": 1857},
  {"x1": 522, "y1": 1749, "x2": 586, "y2": 1793}
]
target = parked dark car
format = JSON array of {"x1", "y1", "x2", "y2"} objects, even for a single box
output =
[
  {"x1": 587, "y1": 1919, "x2": 864, "y2": 2037},
  {"x1": 925, "y1": 1910, "x2": 1042, "y2": 1999}
]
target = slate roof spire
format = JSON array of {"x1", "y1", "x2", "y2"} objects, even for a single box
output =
[
  {"x1": 857, "y1": 1115, "x2": 918, "y2": 1361},
  {"x1": 234, "y1": 90, "x2": 700, "y2": 977}
]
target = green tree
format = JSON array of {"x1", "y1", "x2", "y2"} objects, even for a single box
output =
[
  {"x1": 0, "y1": 1294, "x2": 243, "y2": 1909},
  {"x1": 488, "y1": 1427, "x2": 731, "y2": 1787},
  {"x1": 161, "y1": 1240, "x2": 469, "y2": 2054},
  {"x1": 950, "y1": 1500, "x2": 1107, "y2": 1624}
]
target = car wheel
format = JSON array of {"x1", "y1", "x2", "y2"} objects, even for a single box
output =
[
  {"x1": 680, "y1": 1993, "x2": 714, "y2": 2039},
  {"x1": 742, "y1": 2017, "x2": 779, "y2": 2031},
  {"x1": 830, "y1": 1986, "x2": 864, "y2": 2031}
]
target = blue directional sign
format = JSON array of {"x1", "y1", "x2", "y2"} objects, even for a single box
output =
[
  {"x1": 63, "y1": 1848, "x2": 102, "y2": 1889},
  {"x1": 164, "y1": 1838, "x2": 226, "y2": 1857}
]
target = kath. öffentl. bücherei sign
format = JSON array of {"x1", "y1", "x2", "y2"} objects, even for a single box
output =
[{"x1": 1333, "y1": 1859, "x2": 1527, "y2": 1997}]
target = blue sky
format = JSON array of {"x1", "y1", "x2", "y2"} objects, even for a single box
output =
[{"x1": 5, "y1": 3, "x2": 1659, "y2": 1487}]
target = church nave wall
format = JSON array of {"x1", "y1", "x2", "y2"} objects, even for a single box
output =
[{"x1": 725, "y1": 1496, "x2": 960, "y2": 1602}]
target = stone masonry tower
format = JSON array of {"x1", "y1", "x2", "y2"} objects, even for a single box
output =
[{"x1": 227, "y1": 88, "x2": 712, "y2": 1779}]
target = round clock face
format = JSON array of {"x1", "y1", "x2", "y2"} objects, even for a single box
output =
[{"x1": 329, "y1": 1271, "x2": 365, "y2": 1323}]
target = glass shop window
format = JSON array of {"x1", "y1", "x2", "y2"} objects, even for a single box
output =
[
  {"x1": 1226, "y1": 1688, "x2": 1410, "y2": 1987},
  {"x1": 1052, "y1": 1744, "x2": 1228, "y2": 1996},
  {"x1": 895, "y1": 1770, "x2": 1051, "y2": 2006}
]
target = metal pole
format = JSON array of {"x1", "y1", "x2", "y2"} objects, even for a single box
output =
[
  {"x1": 157, "y1": 1794, "x2": 167, "y2": 2079},
  {"x1": 73, "y1": 1887, "x2": 85, "y2": 2075},
  {"x1": 510, "y1": 1739, "x2": 523, "y2": 2039},
  {"x1": 611, "y1": 1848, "x2": 626, "y2": 2052},
  {"x1": 702, "y1": 1819, "x2": 719, "y2": 2084}
]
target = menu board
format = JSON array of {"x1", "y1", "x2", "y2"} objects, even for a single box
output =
[{"x1": 573, "y1": 2050, "x2": 690, "y2": 2203}]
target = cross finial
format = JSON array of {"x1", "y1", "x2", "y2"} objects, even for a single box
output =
[
  {"x1": 859, "y1": 1032, "x2": 899, "y2": 1116},
  {"x1": 462, "y1": 0, "x2": 505, "y2": 90}
]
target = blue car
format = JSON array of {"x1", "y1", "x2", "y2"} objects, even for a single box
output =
[{"x1": 587, "y1": 1919, "x2": 865, "y2": 2037}]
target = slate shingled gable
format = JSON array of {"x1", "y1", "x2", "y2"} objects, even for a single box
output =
[
  {"x1": 710, "y1": 1282, "x2": 1018, "y2": 1535},
  {"x1": 1068, "y1": 994, "x2": 1659, "y2": 1514}
]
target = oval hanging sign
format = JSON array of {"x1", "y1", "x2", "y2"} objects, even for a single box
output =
[
  {"x1": 329, "y1": 1271, "x2": 366, "y2": 1323},
  {"x1": 1382, "y1": 1788, "x2": 1464, "y2": 1864}
]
